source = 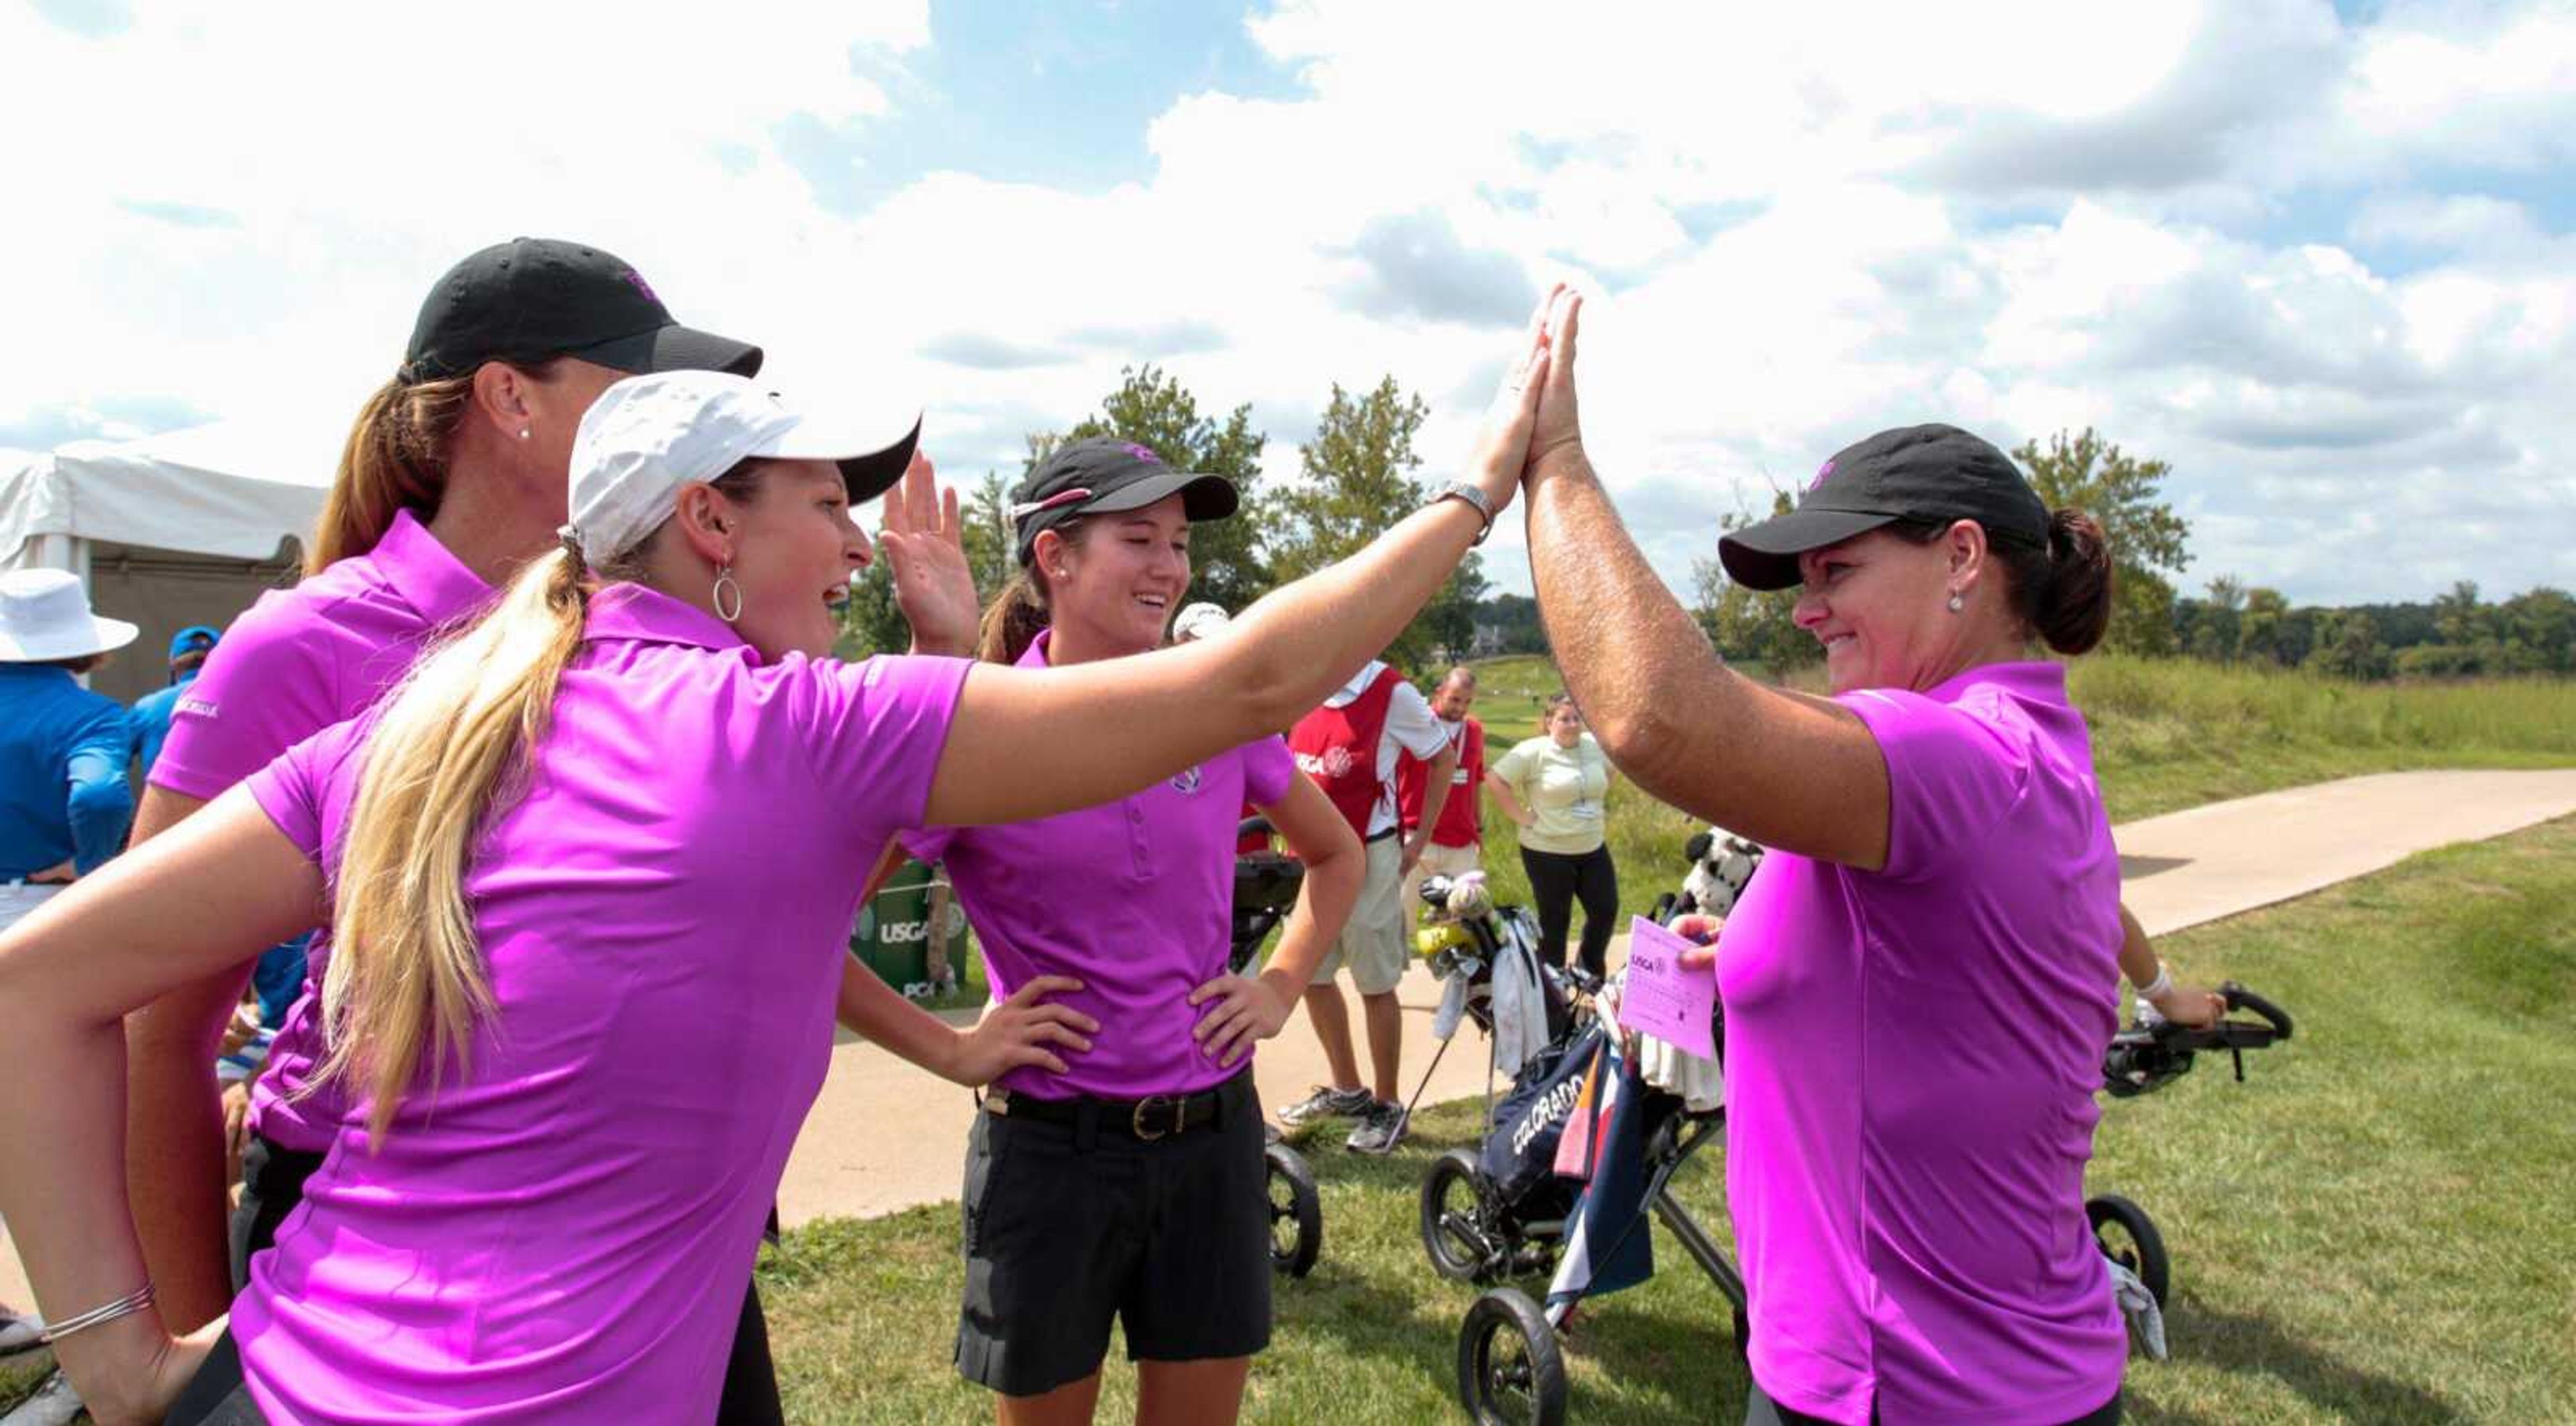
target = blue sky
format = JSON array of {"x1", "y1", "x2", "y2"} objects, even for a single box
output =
[{"x1": 3, "y1": 0, "x2": 2571, "y2": 606}]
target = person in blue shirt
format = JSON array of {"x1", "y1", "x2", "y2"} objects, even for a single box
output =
[
  {"x1": 128, "y1": 624, "x2": 221, "y2": 778},
  {"x1": 0, "y1": 569, "x2": 138, "y2": 932}
]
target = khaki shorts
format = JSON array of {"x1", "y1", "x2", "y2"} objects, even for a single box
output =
[
  {"x1": 1311, "y1": 834, "x2": 1409, "y2": 996},
  {"x1": 1401, "y1": 839, "x2": 1483, "y2": 922}
]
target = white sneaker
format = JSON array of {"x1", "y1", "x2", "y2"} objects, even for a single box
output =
[{"x1": 0, "y1": 1311, "x2": 39, "y2": 1358}]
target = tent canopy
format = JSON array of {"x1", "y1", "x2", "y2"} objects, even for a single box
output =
[
  {"x1": 1, "y1": 417, "x2": 343, "y2": 704},
  {"x1": 1, "y1": 415, "x2": 341, "y2": 571}
]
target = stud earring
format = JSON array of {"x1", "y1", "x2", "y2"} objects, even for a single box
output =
[
  {"x1": 1946, "y1": 592, "x2": 1965, "y2": 613},
  {"x1": 518, "y1": 427, "x2": 532, "y2": 441}
]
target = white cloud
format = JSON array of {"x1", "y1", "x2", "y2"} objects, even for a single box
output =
[{"x1": 5, "y1": 0, "x2": 2572, "y2": 610}]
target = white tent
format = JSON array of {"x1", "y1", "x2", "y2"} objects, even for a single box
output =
[{"x1": 0, "y1": 417, "x2": 340, "y2": 704}]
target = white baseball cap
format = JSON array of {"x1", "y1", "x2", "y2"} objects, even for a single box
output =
[
  {"x1": 0, "y1": 569, "x2": 140, "y2": 663},
  {"x1": 566, "y1": 370, "x2": 921, "y2": 560}
]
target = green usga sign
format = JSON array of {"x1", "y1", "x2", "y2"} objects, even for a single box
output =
[{"x1": 852, "y1": 861, "x2": 971, "y2": 1001}]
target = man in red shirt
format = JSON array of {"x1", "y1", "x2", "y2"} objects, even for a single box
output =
[
  {"x1": 1278, "y1": 658, "x2": 1456, "y2": 1153},
  {"x1": 1399, "y1": 666, "x2": 1486, "y2": 919}
]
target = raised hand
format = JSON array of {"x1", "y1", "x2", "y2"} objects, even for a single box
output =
[
  {"x1": 1464, "y1": 284, "x2": 1562, "y2": 512},
  {"x1": 875, "y1": 449, "x2": 982, "y2": 658},
  {"x1": 1525, "y1": 287, "x2": 1584, "y2": 483},
  {"x1": 948, "y1": 975, "x2": 1099, "y2": 1085}
]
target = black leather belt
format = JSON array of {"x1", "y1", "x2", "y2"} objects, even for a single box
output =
[{"x1": 981, "y1": 1077, "x2": 1236, "y2": 1142}]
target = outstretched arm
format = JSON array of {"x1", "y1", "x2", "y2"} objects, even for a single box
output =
[
  {"x1": 1517, "y1": 292, "x2": 1892, "y2": 870},
  {"x1": 925, "y1": 292, "x2": 1561, "y2": 830}
]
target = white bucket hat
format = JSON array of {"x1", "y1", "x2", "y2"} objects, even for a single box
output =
[
  {"x1": 0, "y1": 569, "x2": 140, "y2": 663},
  {"x1": 566, "y1": 370, "x2": 921, "y2": 561}
]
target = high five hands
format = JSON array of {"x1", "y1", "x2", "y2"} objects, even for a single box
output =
[{"x1": 1466, "y1": 284, "x2": 1589, "y2": 523}]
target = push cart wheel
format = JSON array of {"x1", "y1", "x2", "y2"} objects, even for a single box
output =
[
  {"x1": 2086, "y1": 1193, "x2": 2169, "y2": 1308},
  {"x1": 1458, "y1": 1287, "x2": 1567, "y2": 1426},
  {"x1": 1265, "y1": 1143, "x2": 1323, "y2": 1279},
  {"x1": 1421, "y1": 1148, "x2": 1499, "y2": 1282}
]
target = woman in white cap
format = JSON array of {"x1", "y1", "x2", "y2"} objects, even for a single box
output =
[
  {"x1": 0, "y1": 300, "x2": 1554, "y2": 1423},
  {"x1": 110, "y1": 238, "x2": 812, "y2": 1424},
  {"x1": 0, "y1": 570, "x2": 140, "y2": 932}
]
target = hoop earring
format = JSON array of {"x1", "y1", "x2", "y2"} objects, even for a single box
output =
[
  {"x1": 712, "y1": 566, "x2": 745, "y2": 623},
  {"x1": 1946, "y1": 592, "x2": 1965, "y2": 614}
]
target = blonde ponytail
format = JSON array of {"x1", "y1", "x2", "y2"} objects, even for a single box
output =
[{"x1": 314, "y1": 545, "x2": 590, "y2": 1142}]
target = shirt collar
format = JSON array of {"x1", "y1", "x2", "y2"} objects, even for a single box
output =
[
  {"x1": 372, "y1": 508, "x2": 494, "y2": 624},
  {"x1": 0, "y1": 663, "x2": 76, "y2": 686},
  {"x1": 1331, "y1": 658, "x2": 1389, "y2": 702},
  {"x1": 1016, "y1": 627, "x2": 1054, "y2": 668},
  {"x1": 1923, "y1": 659, "x2": 2068, "y2": 706},
  {"x1": 583, "y1": 582, "x2": 753, "y2": 654}
]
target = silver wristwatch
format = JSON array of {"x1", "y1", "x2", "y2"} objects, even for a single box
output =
[{"x1": 1430, "y1": 480, "x2": 1496, "y2": 545}]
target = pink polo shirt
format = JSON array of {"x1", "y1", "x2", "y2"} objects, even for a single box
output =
[
  {"x1": 901, "y1": 629, "x2": 1296, "y2": 1101},
  {"x1": 1716, "y1": 662, "x2": 2125, "y2": 1425},
  {"x1": 232, "y1": 584, "x2": 969, "y2": 1423},
  {"x1": 150, "y1": 508, "x2": 494, "y2": 1154}
]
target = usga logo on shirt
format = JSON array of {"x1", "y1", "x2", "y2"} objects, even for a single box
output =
[
  {"x1": 1295, "y1": 747, "x2": 1356, "y2": 779},
  {"x1": 1170, "y1": 765, "x2": 1203, "y2": 795}
]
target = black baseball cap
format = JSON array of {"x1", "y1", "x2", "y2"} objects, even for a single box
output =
[
  {"x1": 1012, "y1": 437, "x2": 1240, "y2": 565},
  {"x1": 398, "y1": 238, "x2": 762, "y2": 384},
  {"x1": 1717, "y1": 423, "x2": 2049, "y2": 592}
]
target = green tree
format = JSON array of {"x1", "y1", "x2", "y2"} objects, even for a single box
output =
[
  {"x1": 1689, "y1": 490, "x2": 1815, "y2": 676},
  {"x1": 2306, "y1": 608, "x2": 2390, "y2": 681},
  {"x1": 2012, "y1": 429, "x2": 2192, "y2": 656},
  {"x1": 2500, "y1": 587, "x2": 2576, "y2": 673},
  {"x1": 1265, "y1": 376, "x2": 1430, "y2": 582},
  {"x1": 2183, "y1": 574, "x2": 2247, "y2": 663},
  {"x1": 1265, "y1": 376, "x2": 1470, "y2": 669},
  {"x1": 2432, "y1": 580, "x2": 2486, "y2": 647},
  {"x1": 962, "y1": 472, "x2": 1014, "y2": 597},
  {"x1": 1028, "y1": 365, "x2": 1272, "y2": 612},
  {"x1": 1417, "y1": 549, "x2": 1491, "y2": 665},
  {"x1": 2238, "y1": 586, "x2": 2293, "y2": 667}
]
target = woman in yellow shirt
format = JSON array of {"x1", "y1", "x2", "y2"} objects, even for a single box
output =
[{"x1": 1486, "y1": 693, "x2": 1619, "y2": 976}]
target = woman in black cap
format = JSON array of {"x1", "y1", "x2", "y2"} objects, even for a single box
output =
[
  {"x1": 894, "y1": 436, "x2": 1363, "y2": 1423},
  {"x1": 114, "y1": 239, "x2": 810, "y2": 1423},
  {"x1": 1511, "y1": 292, "x2": 2129, "y2": 1424}
]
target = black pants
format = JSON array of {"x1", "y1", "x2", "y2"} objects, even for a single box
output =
[
  {"x1": 1521, "y1": 844, "x2": 1618, "y2": 978},
  {"x1": 230, "y1": 1133, "x2": 785, "y2": 1425}
]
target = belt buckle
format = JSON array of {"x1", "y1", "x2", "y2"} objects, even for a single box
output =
[{"x1": 1132, "y1": 1094, "x2": 1182, "y2": 1141}]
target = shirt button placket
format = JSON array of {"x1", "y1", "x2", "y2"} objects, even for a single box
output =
[{"x1": 1129, "y1": 798, "x2": 1153, "y2": 879}]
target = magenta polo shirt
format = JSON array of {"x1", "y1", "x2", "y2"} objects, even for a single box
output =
[
  {"x1": 900, "y1": 628, "x2": 1295, "y2": 1101},
  {"x1": 231, "y1": 584, "x2": 970, "y2": 1423},
  {"x1": 150, "y1": 508, "x2": 494, "y2": 1154},
  {"x1": 1716, "y1": 661, "x2": 2126, "y2": 1425}
]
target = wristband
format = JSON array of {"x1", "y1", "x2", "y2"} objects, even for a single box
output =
[{"x1": 2139, "y1": 962, "x2": 2174, "y2": 1001}]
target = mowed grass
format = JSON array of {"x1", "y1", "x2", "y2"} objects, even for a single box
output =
[
  {"x1": 751, "y1": 816, "x2": 2576, "y2": 1423},
  {"x1": 1458, "y1": 654, "x2": 2576, "y2": 953}
]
